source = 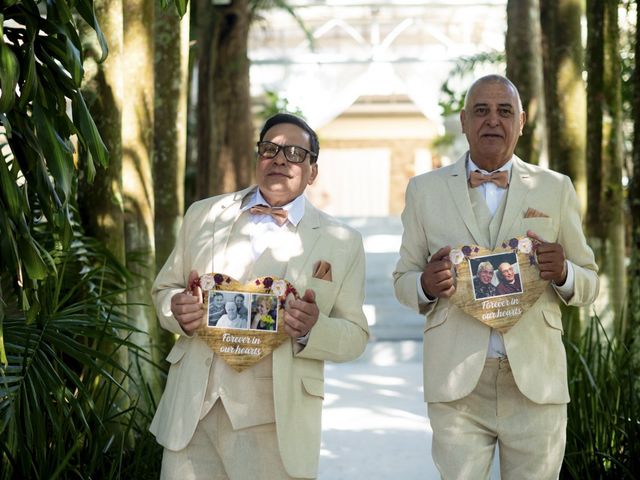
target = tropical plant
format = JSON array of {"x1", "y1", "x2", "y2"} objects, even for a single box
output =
[
  {"x1": 1, "y1": 3, "x2": 171, "y2": 476},
  {"x1": 562, "y1": 314, "x2": 640, "y2": 479},
  {"x1": 0, "y1": 0, "x2": 109, "y2": 364},
  {"x1": 0, "y1": 205, "x2": 163, "y2": 479}
]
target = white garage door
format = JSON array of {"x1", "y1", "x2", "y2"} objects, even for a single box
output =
[{"x1": 306, "y1": 148, "x2": 390, "y2": 217}]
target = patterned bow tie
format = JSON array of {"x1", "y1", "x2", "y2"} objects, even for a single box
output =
[
  {"x1": 468, "y1": 170, "x2": 509, "y2": 189},
  {"x1": 249, "y1": 204, "x2": 288, "y2": 226}
]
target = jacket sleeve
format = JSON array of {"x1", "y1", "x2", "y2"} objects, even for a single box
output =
[
  {"x1": 393, "y1": 178, "x2": 437, "y2": 316},
  {"x1": 556, "y1": 176, "x2": 599, "y2": 306}
]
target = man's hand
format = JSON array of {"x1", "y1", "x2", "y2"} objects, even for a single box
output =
[
  {"x1": 283, "y1": 289, "x2": 319, "y2": 339},
  {"x1": 170, "y1": 270, "x2": 204, "y2": 335},
  {"x1": 527, "y1": 230, "x2": 568, "y2": 285},
  {"x1": 421, "y1": 246, "x2": 456, "y2": 299}
]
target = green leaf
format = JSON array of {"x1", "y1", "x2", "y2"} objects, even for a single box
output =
[
  {"x1": 7, "y1": 115, "x2": 63, "y2": 227},
  {"x1": 72, "y1": 91, "x2": 109, "y2": 175},
  {"x1": 35, "y1": 41, "x2": 78, "y2": 100},
  {"x1": 0, "y1": 154, "x2": 23, "y2": 221},
  {"x1": 0, "y1": 112, "x2": 12, "y2": 137},
  {"x1": 32, "y1": 101, "x2": 74, "y2": 200},
  {"x1": 74, "y1": 0, "x2": 109, "y2": 63},
  {"x1": 17, "y1": 41, "x2": 38, "y2": 110},
  {"x1": 175, "y1": 0, "x2": 188, "y2": 17},
  {"x1": 16, "y1": 221, "x2": 48, "y2": 281},
  {"x1": 0, "y1": 38, "x2": 20, "y2": 113},
  {"x1": 64, "y1": 36, "x2": 84, "y2": 87},
  {"x1": 46, "y1": 0, "x2": 74, "y2": 26},
  {"x1": 38, "y1": 32, "x2": 84, "y2": 88},
  {"x1": 0, "y1": 202, "x2": 21, "y2": 277}
]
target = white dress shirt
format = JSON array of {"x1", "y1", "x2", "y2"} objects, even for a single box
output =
[
  {"x1": 241, "y1": 189, "x2": 305, "y2": 261},
  {"x1": 241, "y1": 189, "x2": 310, "y2": 344}
]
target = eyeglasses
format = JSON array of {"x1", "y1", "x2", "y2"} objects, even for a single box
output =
[{"x1": 257, "y1": 141, "x2": 317, "y2": 164}]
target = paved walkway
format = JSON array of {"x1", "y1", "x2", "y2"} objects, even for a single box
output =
[
  {"x1": 318, "y1": 341, "x2": 436, "y2": 479},
  {"x1": 317, "y1": 218, "x2": 500, "y2": 479}
]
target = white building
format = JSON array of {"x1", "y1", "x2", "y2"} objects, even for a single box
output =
[{"x1": 249, "y1": 1, "x2": 507, "y2": 215}]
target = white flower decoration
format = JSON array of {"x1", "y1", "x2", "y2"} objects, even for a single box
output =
[
  {"x1": 200, "y1": 274, "x2": 216, "y2": 291},
  {"x1": 449, "y1": 249, "x2": 465, "y2": 265},
  {"x1": 518, "y1": 238, "x2": 533, "y2": 255},
  {"x1": 271, "y1": 280, "x2": 287, "y2": 297}
]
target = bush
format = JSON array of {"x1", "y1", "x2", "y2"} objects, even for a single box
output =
[
  {"x1": 562, "y1": 315, "x2": 640, "y2": 479},
  {"x1": 0, "y1": 223, "x2": 163, "y2": 479}
]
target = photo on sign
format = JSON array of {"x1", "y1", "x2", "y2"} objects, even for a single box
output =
[
  {"x1": 207, "y1": 291, "x2": 251, "y2": 329},
  {"x1": 468, "y1": 251, "x2": 523, "y2": 301},
  {"x1": 249, "y1": 294, "x2": 279, "y2": 332}
]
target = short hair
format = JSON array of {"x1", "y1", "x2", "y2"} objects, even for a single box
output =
[
  {"x1": 234, "y1": 293, "x2": 245, "y2": 301},
  {"x1": 477, "y1": 261, "x2": 495, "y2": 274},
  {"x1": 259, "y1": 113, "x2": 320, "y2": 164},
  {"x1": 213, "y1": 292, "x2": 223, "y2": 299},
  {"x1": 464, "y1": 74, "x2": 524, "y2": 113},
  {"x1": 225, "y1": 301, "x2": 236, "y2": 312},
  {"x1": 257, "y1": 296, "x2": 275, "y2": 309}
]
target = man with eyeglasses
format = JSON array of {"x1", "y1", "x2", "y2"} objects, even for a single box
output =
[{"x1": 151, "y1": 113, "x2": 369, "y2": 479}]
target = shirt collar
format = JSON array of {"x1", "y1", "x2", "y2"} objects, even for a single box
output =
[
  {"x1": 466, "y1": 154, "x2": 513, "y2": 177},
  {"x1": 241, "y1": 188, "x2": 306, "y2": 227}
]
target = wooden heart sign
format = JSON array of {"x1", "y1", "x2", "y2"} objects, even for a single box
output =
[
  {"x1": 194, "y1": 273, "x2": 298, "y2": 372},
  {"x1": 448, "y1": 236, "x2": 549, "y2": 333}
]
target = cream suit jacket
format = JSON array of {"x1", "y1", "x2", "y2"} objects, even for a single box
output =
[
  {"x1": 393, "y1": 154, "x2": 599, "y2": 405},
  {"x1": 150, "y1": 186, "x2": 369, "y2": 479}
]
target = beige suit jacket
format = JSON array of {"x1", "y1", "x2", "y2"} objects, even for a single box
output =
[
  {"x1": 150, "y1": 186, "x2": 369, "y2": 478},
  {"x1": 393, "y1": 154, "x2": 598, "y2": 405}
]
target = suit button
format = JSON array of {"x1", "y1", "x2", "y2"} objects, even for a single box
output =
[{"x1": 205, "y1": 357, "x2": 212, "y2": 367}]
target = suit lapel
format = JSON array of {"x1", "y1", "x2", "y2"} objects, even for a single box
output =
[
  {"x1": 212, "y1": 186, "x2": 256, "y2": 273},
  {"x1": 447, "y1": 154, "x2": 485, "y2": 246},
  {"x1": 495, "y1": 157, "x2": 531, "y2": 244},
  {"x1": 284, "y1": 201, "x2": 322, "y2": 286}
]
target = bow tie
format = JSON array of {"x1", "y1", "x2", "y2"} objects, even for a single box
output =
[
  {"x1": 249, "y1": 204, "x2": 288, "y2": 226},
  {"x1": 468, "y1": 170, "x2": 509, "y2": 189}
]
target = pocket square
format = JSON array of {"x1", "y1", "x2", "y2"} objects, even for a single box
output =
[
  {"x1": 312, "y1": 260, "x2": 332, "y2": 281},
  {"x1": 524, "y1": 207, "x2": 549, "y2": 218}
]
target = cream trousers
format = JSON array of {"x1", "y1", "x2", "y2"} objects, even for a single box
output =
[
  {"x1": 160, "y1": 400, "x2": 304, "y2": 480},
  {"x1": 428, "y1": 357, "x2": 567, "y2": 480}
]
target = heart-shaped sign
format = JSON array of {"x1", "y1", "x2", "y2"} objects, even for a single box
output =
[
  {"x1": 194, "y1": 273, "x2": 298, "y2": 372},
  {"x1": 448, "y1": 236, "x2": 549, "y2": 333}
]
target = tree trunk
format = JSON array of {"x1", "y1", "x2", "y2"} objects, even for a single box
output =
[
  {"x1": 196, "y1": 0, "x2": 254, "y2": 200},
  {"x1": 602, "y1": 0, "x2": 626, "y2": 335},
  {"x1": 540, "y1": 0, "x2": 587, "y2": 339},
  {"x1": 540, "y1": 0, "x2": 587, "y2": 213},
  {"x1": 154, "y1": 5, "x2": 189, "y2": 271},
  {"x1": 153, "y1": 3, "x2": 190, "y2": 357},
  {"x1": 585, "y1": 0, "x2": 605, "y2": 240},
  {"x1": 122, "y1": 0, "x2": 162, "y2": 401},
  {"x1": 79, "y1": 0, "x2": 125, "y2": 262},
  {"x1": 506, "y1": 0, "x2": 547, "y2": 167},
  {"x1": 628, "y1": 0, "x2": 640, "y2": 338},
  {"x1": 77, "y1": 0, "x2": 133, "y2": 434}
]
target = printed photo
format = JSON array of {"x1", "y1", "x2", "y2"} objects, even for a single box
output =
[
  {"x1": 249, "y1": 294, "x2": 279, "y2": 332},
  {"x1": 207, "y1": 291, "x2": 250, "y2": 329},
  {"x1": 469, "y1": 252, "x2": 523, "y2": 301}
]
